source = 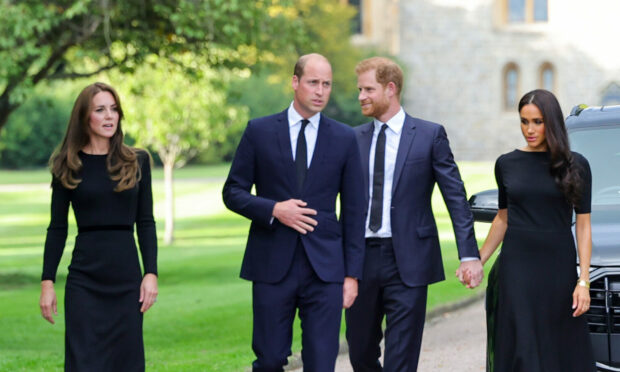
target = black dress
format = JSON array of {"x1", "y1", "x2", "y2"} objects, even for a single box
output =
[
  {"x1": 488, "y1": 149, "x2": 595, "y2": 372},
  {"x1": 42, "y1": 150, "x2": 157, "y2": 372}
]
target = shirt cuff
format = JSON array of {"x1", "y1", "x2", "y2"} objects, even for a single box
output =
[{"x1": 460, "y1": 257, "x2": 480, "y2": 262}]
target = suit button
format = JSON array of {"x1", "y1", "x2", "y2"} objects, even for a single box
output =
[{"x1": 391, "y1": 206, "x2": 395, "y2": 209}]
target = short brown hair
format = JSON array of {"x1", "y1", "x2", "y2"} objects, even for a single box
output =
[
  {"x1": 355, "y1": 57, "x2": 403, "y2": 97},
  {"x1": 293, "y1": 53, "x2": 330, "y2": 78}
]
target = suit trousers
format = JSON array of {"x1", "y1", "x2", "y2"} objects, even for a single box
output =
[
  {"x1": 345, "y1": 238, "x2": 428, "y2": 372},
  {"x1": 252, "y1": 240, "x2": 343, "y2": 372}
]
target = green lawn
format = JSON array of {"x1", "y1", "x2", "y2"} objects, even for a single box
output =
[{"x1": 0, "y1": 162, "x2": 496, "y2": 371}]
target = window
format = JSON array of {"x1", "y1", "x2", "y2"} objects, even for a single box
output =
[
  {"x1": 601, "y1": 83, "x2": 620, "y2": 106},
  {"x1": 503, "y1": 63, "x2": 520, "y2": 110},
  {"x1": 539, "y1": 63, "x2": 555, "y2": 92},
  {"x1": 508, "y1": 0, "x2": 525, "y2": 22},
  {"x1": 533, "y1": 0, "x2": 548, "y2": 21},
  {"x1": 349, "y1": 0, "x2": 362, "y2": 34},
  {"x1": 505, "y1": 0, "x2": 547, "y2": 23}
]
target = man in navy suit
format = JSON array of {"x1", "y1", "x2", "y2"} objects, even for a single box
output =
[
  {"x1": 345, "y1": 57, "x2": 484, "y2": 372},
  {"x1": 223, "y1": 53, "x2": 366, "y2": 372}
]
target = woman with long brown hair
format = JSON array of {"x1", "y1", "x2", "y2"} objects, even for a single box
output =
[
  {"x1": 39, "y1": 82, "x2": 158, "y2": 371},
  {"x1": 475, "y1": 89, "x2": 595, "y2": 371}
]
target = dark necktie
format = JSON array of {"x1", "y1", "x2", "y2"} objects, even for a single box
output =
[
  {"x1": 369, "y1": 123, "x2": 388, "y2": 232},
  {"x1": 296, "y1": 119, "x2": 310, "y2": 192}
]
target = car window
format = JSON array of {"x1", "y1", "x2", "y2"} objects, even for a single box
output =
[{"x1": 569, "y1": 126, "x2": 620, "y2": 208}]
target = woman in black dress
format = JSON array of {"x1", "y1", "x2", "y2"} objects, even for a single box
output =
[
  {"x1": 478, "y1": 89, "x2": 595, "y2": 371},
  {"x1": 39, "y1": 82, "x2": 158, "y2": 371}
]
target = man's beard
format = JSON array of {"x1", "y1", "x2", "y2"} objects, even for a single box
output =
[{"x1": 362, "y1": 98, "x2": 389, "y2": 119}]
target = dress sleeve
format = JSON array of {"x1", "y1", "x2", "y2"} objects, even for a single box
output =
[
  {"x1": 136, "y1": 151, "x2": 158, "y2": 276},
  {"x1": 495, "y1": 156, "x2": 507, "y2": 209},
  {"x1": 574, "y1": 154, "x2": 592, "y2": 214},
  {"x1": 41, "y1": 178, "x2": 71, "y2": 282}
]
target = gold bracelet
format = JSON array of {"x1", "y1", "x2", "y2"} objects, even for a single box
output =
[{"x1": 577, "y1": 279, "x2": 590, "y2": 288}]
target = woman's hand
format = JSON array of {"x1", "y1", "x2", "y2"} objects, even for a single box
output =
[
  {"x1": 40, "y1": 280, "x2": 58, "y2": 324},
  {"x1": 572, "y1": 284, "x2": 590, "y2": 317},
  {"x1": 139, "y1": 273, "x2": 158, "y2": 313}
]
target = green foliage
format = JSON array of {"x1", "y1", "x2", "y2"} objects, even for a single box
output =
[
  {"x1": 228, "y1": 68, "x2": 291, "y2": 119},
  {"x1": 0, "y1": 0, "x2": 310, "y2": 131},
  {"x1": 0, "y1": 86, "x2": 75, "y2": 168},
  {"x1": 112, "y1": 54, "x2": 248, "y2": 166}
]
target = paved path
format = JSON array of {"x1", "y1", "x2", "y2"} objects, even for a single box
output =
[{"x1": 289, "y1": 298, "x2": 487, "y2": 372}]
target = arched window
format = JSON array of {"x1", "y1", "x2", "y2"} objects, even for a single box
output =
[
  {"x1": 503, "y1": 63, "x2": 520, "y2": 110},
  {"x1": 539, "y1": 62, "x2": 555, "y2": 92},
  {"x1": 505, "y1": 0, "x2": 548, "y2": 23}
]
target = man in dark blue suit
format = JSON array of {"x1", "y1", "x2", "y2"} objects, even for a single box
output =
[
  {"x1": 345, "y1": 57, "x2": 484, "y2": 372},
  {"x1": 223, "y1": 53, "x2": 366, "y2": 372}
]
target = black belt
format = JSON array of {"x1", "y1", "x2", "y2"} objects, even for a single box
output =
[{"x1": 78, "y1": 225, "x2": 133, "y2": 233}]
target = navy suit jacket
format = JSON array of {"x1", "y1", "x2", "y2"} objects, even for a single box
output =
[
  {"x1": 223, "y1": 109, "x2": 366, "y2": 284},
  {"x1": 356, "y1": 113, "x2": 479, "y2": 287}
]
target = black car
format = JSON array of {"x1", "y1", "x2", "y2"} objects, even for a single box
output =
[{"x1": 469, "y1": 104, "x2": 620, "y2": 371}]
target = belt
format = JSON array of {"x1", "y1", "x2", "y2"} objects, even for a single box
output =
[{"x1": 78, "y1": 225, "x2": 133, "y2": 233}]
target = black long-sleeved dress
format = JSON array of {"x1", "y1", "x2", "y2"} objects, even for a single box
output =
[
  {"x1": 487, "y1": 149, "x2": 595, "y2": 372},
  {"x1": 42, "y1": 150, "x2": 157, "y2": 372}
]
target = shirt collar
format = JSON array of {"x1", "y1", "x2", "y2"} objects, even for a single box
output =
[
  {"x1": 373, "y1": 106, "x2": 405, "y2": 134},
  {"x1": 288, "y1": 102, "x2": 320, "y2": 129}
]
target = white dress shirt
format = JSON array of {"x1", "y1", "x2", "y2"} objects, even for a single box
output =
[
  {"x1": 288, "y1": 102, "x2": 320, "y2": 166},
  {"x1": 365, "y1": 108, "x2": 405, "y2": 238}
]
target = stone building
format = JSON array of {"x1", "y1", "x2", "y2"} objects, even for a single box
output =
[{"x1": 349, "y1": 0, "x2": 620, "y2": 159}]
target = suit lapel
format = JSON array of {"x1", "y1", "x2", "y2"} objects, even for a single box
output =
[
  {"x1": 358, "y1": 122, "x2": 374, "y2": 201},
  {"x1": 305, "y1": 115, "x2": 330, "y2": 192},
  {"x1": 275, "y1": 110, "x2": 297, "y2": 192},
  {"x1": 392, "y1": 115, "x2": 417, "y2": 195}
]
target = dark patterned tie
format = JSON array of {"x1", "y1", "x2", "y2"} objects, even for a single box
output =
[
  {"x1": 369, "y1": 123, "x2": 388, "y2": 232},
  {"x1": 296, "y1": 119, "x2": 310, "y2": 193}
]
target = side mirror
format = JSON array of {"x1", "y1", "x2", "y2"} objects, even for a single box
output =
[{"x1": 468, "y1": 189, "x2": 499, "y2": 223}]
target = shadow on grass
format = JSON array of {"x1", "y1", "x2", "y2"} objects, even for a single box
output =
[{"x1": 0, "y1": 272, "x2": 42, "y2": 290}]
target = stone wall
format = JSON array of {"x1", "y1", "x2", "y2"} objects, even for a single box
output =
[{"x1": 359, "y1": 0, "x2": 620, "y2": 160}]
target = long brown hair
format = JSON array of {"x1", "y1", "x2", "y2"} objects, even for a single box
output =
[
  {"x1": 49, "y1": 82, "x2": 140, "y2": 192},
  {"x1": 518, "y1": 89, "x2": 582, "y2": 206}
]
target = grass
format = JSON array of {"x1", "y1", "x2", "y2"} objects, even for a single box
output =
[{"x1": 0, "y1": 162, "x2": 496, "y2": 371}]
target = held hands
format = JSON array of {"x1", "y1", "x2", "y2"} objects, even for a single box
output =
[
  {"x1": 139, "y1": 273, "x2": 158, "y2": 313},
  {"x1": 572, "y1": 282, "x2": 590, "y2": 317},
  {"x1": 40, "y1": 280, "x2": 58, "y2": 324},
  {"x1": 272, "y1": 199, "x2": 317, "y2": 234},
  {"x1": 455, "y1": 260, "x2": 484, "y2": 289},
  {"x1": 343, "y1": 277, "x2": 358, "y2": 309}
]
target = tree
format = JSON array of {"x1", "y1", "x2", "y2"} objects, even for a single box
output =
[
  {"x1": 0, "y1": 0, "x2": 307, "y2": 132},
  {"x1": 0, "y1": 84, "x2": 73, "y2": 168},
  {"x1": 115, "y1": 54, "x2": 248, "y2": 244}
]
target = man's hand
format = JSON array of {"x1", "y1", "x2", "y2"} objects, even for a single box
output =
[
  {"x1": 456, "y1": 260, "x2": 484, "y2": 289},
  {"x1": 272, "y1": 199, "x2": 318, "y2": 234},
  {"x1": 343, "y1": 277, "x2": 358, "y2": 309}
]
